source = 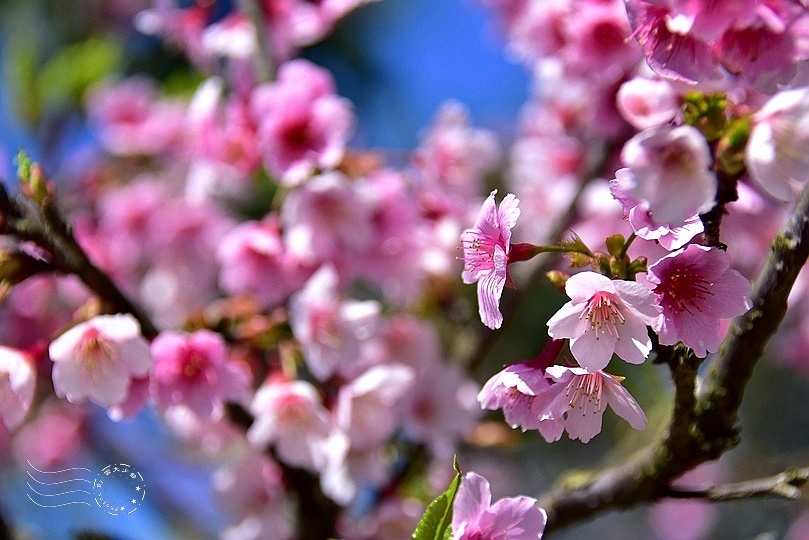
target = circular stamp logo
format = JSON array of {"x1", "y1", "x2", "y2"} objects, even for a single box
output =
[{"x1": 92, "y1": 463, "x2": 146, "y2": 516}]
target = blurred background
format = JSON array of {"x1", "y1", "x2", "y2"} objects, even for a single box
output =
[{"x1": 0, "y1": 1, "x2": 808, "y2": 539}]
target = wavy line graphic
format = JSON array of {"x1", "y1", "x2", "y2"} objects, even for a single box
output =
[
  {"x1": 26, "y1": 460, "x2": 95, "y2": 509},
  {"x1": 27, "y1": 494, "x2": 91, "y2": 508},
  {"x1": 26, "y1": 471, "x2": 91, "y2": 486},
  {"x1": 27, "y1": 483, "x2": 92, "y2": 497},
  {"x1": 27, "y1": 461, "x2": 92, "y2": 475}
]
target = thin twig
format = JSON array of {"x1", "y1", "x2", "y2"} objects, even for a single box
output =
[{"x1": 664, "y1": 467, "x2": 809, "y2": 502}]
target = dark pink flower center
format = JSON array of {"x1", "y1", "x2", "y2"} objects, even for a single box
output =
[
  {"x1": 654, "y1": 267, "x2": 713, "y2": 314},
  {"x1": 280, "y1": 117, "x2": 316, "y2": 155},
  {"x1": 591, "y1": 20, "x2": 625, "y2": 50},
  {"x1": 581, "y1": 292, "x2": 625, "y2": 339},
  {"x1": 181, "y1": 349, "x2": 207, "y2": 380}
]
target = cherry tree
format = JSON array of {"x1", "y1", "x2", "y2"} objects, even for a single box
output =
[{"x1": 1, "y1": 0, "x2": 809, "y2": 539}]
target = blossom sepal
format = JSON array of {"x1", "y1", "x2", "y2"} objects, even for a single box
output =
[{"x1": 507, "y1": 242, "x2": 544, "y2": 263}]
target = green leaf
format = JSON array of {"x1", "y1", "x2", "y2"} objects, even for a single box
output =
[
  {"x1": 37, "y1": 36, "x2": 121, "y2": 107},
  {"x1": 557, "y1": 232, "x2": 595, "y2": 258},
  {"x1": 3, "y1": 26, "x2": 43, "y2": 125},
  {"x1": 411, "y1": 458, "x2": 463, "y2": 540}
]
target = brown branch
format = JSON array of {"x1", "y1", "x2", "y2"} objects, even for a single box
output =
[
  {"x1": 540, "y1": 184, "x2": 809, "y2": 534},
  {"x1": 700, "y1": 170, "x2": 742, "y2": 249},
  {"x1": 0, "y1": 183, "x2": 159, "y2": 339},
  {"x1": 663, "y1": 467, "x2": 809, "y2": 502}
]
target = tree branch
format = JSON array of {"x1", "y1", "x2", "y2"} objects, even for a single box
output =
[
  {"x1": 0, "y1": 183, "x2": 159, "y2": 339},
  {"x1": 540, "y1": 184, "x2": 809, "y2": 534},
  {"x1": 663, "y1": 467, "x2": 809, "y2": 502}
]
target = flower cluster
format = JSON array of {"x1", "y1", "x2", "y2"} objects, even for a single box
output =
[{"x1": 0, "y1": 0, "x2": 808, "y2": 538}]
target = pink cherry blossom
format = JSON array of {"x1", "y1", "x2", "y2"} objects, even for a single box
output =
[
  {"x1": 0, "y1": 275, "x2": 89, "y2": 350},
  {"x1": 91, "y1": 177, "x2": 171, "y2": 285},
  {"x1": 217, "y1": 215, "x2": 311, "y2": 308},
  {"x1": 140, "y1": 200, "x2": 234, "y2": 328},
  {"x1": 645, "y1": 244, "x2": 751, "y2": 357},
  {"x1": 289, "y1": 264, "x2": 381, "y2": 381},
  {"x1": 614, "y1": 125, "x2": 717, "y2": 227},
  {"x1": 478, "y1": 360, "x2": 551, "y2": 431},
  {"x1": 746, "y1": 87, "x2": 809, "y2": 201},
  {"x1": 282, "y1": 171, "x2": 374, "y2": 266},
  {"x1": 160, "y1": 406, "x2": 243, "y2": 455},
  {"x1": 150, "y1": 330, "x2": 251, "y2": 420},
  {"x1": 714, "y1": 13, "x2": 798, "y2": 94},
  {"x1": 484, "y1": 0, "x2": 571, "y2": 64},
  {"x1": 349, "y1": 170, "x2": 427, "y2": 301},
  {"x1": 86, "y1": 178, "x2": 235, "y2": 328},
  {"x1": 562, "y1": 0, "x2": 640, "y2": 76},
  {"x1": 538, "y1": 365, "x2": 648, "y2": 443},
  {"x1": 200, "y1": 14, "x2": 257, "y2": 62},
  {"x1": 451, "y1": 471, "x2": 547, "y2": 540},
  {"x1": 356, "y1": 314, "x2": 446, "y2": 379},
  {"x1": 506, "y1": 130, "x2": 581, "y2": 246},
  {"x1": 0, "y1": 346, "x2": 35, "y2": 429},
  {"x1": 248, "y1": 378, "x2": 333, "y2": 471},
  {"x1": 251, "y1": 59, "x2": 354, "y2": 185},
  {"x1": 616, "y1": 77, "x2": 679, "y2": 130},
  {"x1": 49, "y1": 314, "x2": 153, "y2": 408},
  {"x1": 625, "y1": 1, "x2": 721, "y2": 83},
  {"x1": 547, "y1": 271, "x2": 660, "y2": 371},
  {"x1": 184, "y1": 77, "x2": 261, "y2": 201},
  {"x1": 86, "y1": 77, "x2": 187, "y2": 156},
  {"x1": 668, "y1": 0, "x2": 757, "y2": 42},
  {"x1": 610, "y1": 171, "x2": 704, "y2": 251},
  {"x1": 412, "y1": 101, "x2": 501, "y2": 201},
  {"x1": 334, "y1": 364, "x2": 414, "y2": 450},
  {"x1": 461, "y1": 190, "x2": 520, "y2": 329},
  {"x1": 478, "y1": 339, "x2": 565, "y2": 440}
]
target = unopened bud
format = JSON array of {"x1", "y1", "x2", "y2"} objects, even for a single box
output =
[
  {"x1": 546, "y1": 270, "x2": 569, "y2": 291},
  {"x1": 605, "y1": 234, "x2": 626, "y2": 259}
]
